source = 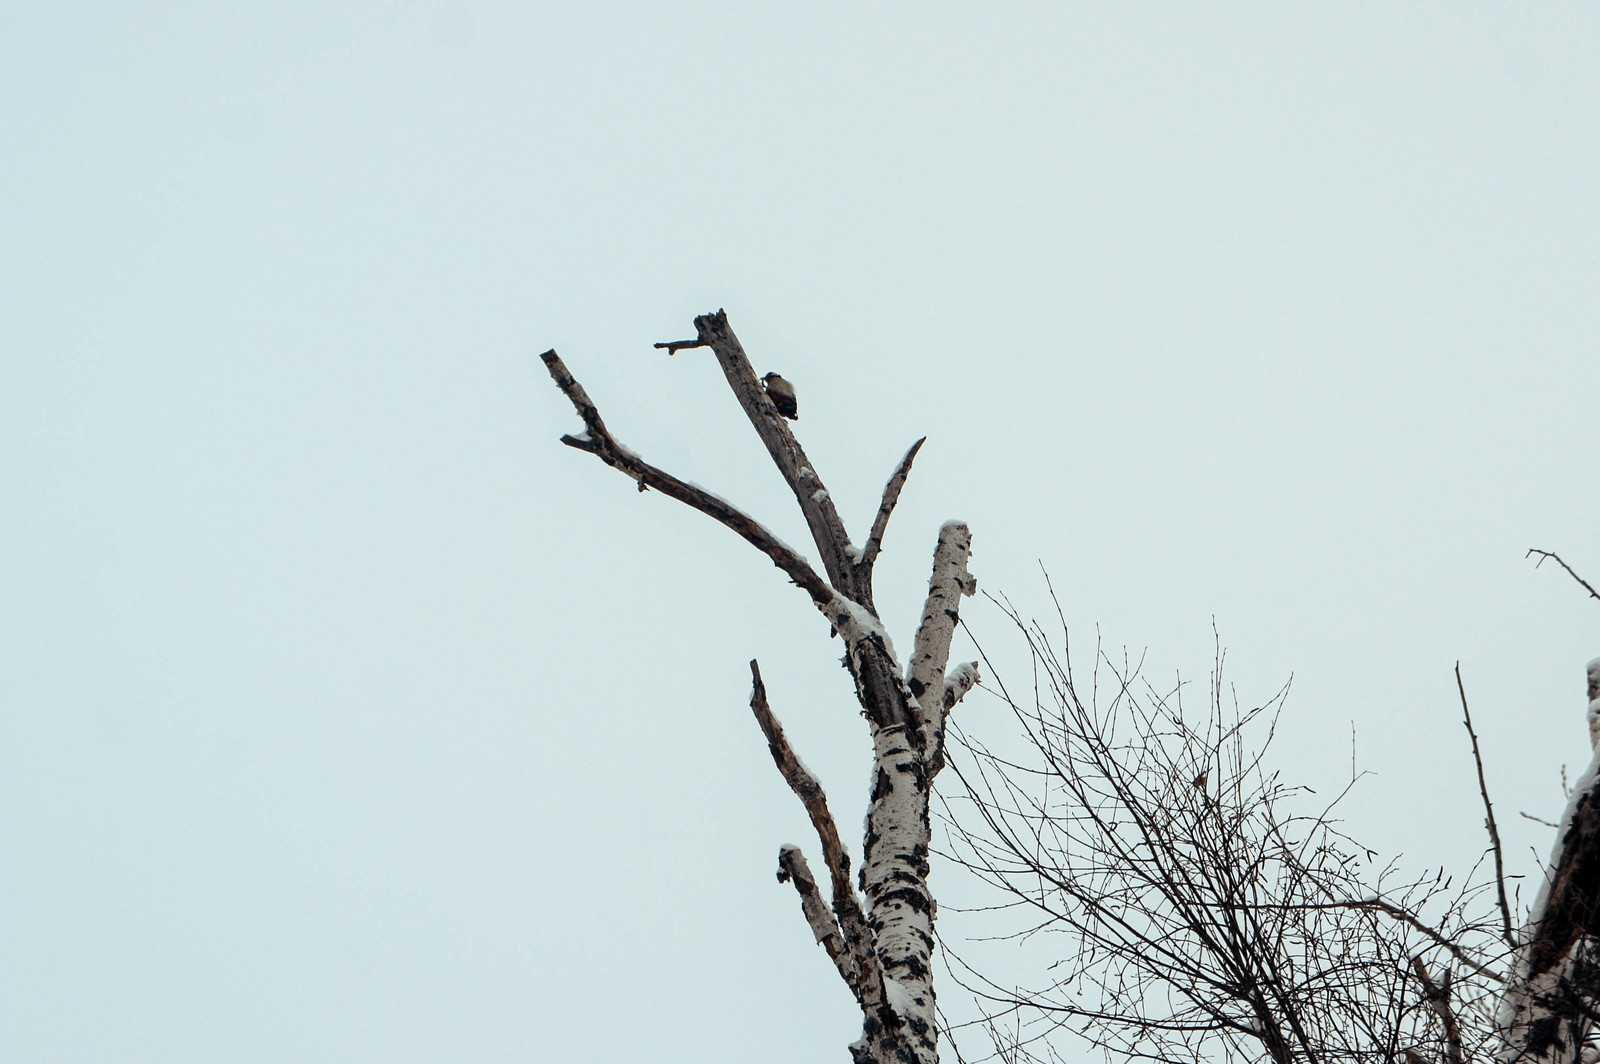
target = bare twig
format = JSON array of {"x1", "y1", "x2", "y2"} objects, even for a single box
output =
[
  {"x1": 1527, "y1": 548, "x2": 1600, "y2": 603},
  {"x1": 860, "y1": 437, "x2": 926, "y2": 571},
  {"x1": 749, "y1": 660, "x2": 879, "y2": 1004},
  {"x1": 1282, "y1": 899, "x2": 1505, "y2": 983},
  {"x1": 1458, "y1": 662, "x2": 1517, "y2": 948}
]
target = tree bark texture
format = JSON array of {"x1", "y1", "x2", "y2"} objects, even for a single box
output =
[{"x1": 546, "y1": 311, "x2": 978, "y2": 1064}]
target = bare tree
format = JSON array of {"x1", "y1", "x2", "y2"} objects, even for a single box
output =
[
  {"x1": 936, "y1": 591, "x2": 1529, "y2": 1064},
  {"x1": 541, "y1": 310, "x2": 979, "y2": 1064}
]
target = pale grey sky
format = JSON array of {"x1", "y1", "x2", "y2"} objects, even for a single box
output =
[{"x1": 5, "y1": 4, "x2": 1600, "y2": 1062}]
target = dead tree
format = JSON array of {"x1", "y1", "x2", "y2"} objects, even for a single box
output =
[{"x1": 540, "y1": 310, "x2": 979, "y2": 1064}]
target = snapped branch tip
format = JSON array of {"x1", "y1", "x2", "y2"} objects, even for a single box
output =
[{"x1": 652, "y1": 338, "x2": 705, "y2": 355}]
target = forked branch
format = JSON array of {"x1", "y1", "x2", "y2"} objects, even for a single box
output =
[
  {"x1": 750, "y1": 660, "x2": 879, "y2": 1003},
  {"x1": 1527, "y1": 548, "x2": 1600, "y2": 603},
  {"x1": 546, "y1": 315, "x2": 947, "y2": 1063},
  {"x1": 674, "y1": 311, "x2": 864, "y2": 602},
  {"x1": 540, "y1": 349, "x2": 832, "y2": 606}
]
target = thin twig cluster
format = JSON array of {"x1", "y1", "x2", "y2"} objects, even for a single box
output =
[{"x1": 935, "y1": 593, "x2": 1515, "y2": 1064}]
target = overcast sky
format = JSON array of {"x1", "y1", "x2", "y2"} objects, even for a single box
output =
[{"x1": 6, "y1": 4, "x2": 1600, "y2": 1062}]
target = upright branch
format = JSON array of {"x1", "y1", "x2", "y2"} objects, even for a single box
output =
[
  {"x1": 908, "y1": 522, "x2": 978, "y2": 775},
  {"x1": 1457, "y1": 663, "x2": 1516, "y2": 949},
  {"x1": 860, "y1": 437, "x2": 927, "y2": 575},
  {"x1": 545, "y1": 312, "x2": 979, "y2": 1064}
]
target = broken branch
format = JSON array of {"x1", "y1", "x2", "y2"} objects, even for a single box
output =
[
  {"x1": 860, "y1": 437, "x2": 927, "y2": 572},
  {"x1": 750, "y1": 660, "x2": 877, "y2": 1001},
  {"x1": 776, "y1": 846, "x2": 854, "y2": 983},
  {"x1": 652, "y1": 337, "x2": 705, "y2": 355}
]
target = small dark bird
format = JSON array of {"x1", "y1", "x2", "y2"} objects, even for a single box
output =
[
  {"x1": 1192, "y1": 771, "x2": 1209, "y2": 791},
  {"x1": 762, "y1": 372, "x2": 798, "y2": 420}
]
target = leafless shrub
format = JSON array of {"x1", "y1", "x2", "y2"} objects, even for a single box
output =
[{"x1": 936, "y1": 591, "x2": 1515, "y2": 1064}]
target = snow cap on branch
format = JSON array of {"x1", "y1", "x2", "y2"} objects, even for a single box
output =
[{"x1": 1589, "y1": 657, "x2": 1600, "y2": 749}]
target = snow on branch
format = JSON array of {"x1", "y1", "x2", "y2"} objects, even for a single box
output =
[
  {"x1": 539, "y1": 349, "x2": 833, "y2": 606},
  {"x1": 1588, "y1": 657, "x2": 1600, "y2": 751},
  {"x1": 926, "y1": 661, "x2": 980, "y2": 779},
  {"x1": 942, "y1": 662, "x2": 980, "y2": 712},
  {"x1": 749, "y1": 660, "x2": 878, "y2": 1003}
]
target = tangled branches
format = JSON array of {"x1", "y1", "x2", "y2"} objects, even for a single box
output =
[{"x1": 937, "y1": 595, "x2": 1514, "y2": 1064}]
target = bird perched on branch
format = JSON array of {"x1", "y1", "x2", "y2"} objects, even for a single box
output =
[{"x1": 762, "y1": 372, "x2": 798, "y2": 420}]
